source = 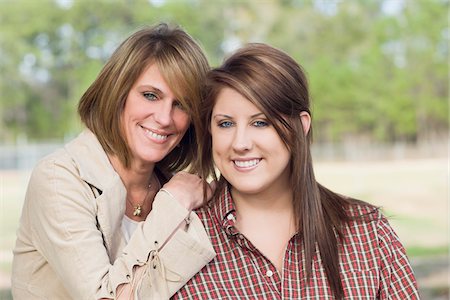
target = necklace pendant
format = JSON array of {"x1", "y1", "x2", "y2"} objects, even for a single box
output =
[{"x1": 133, "y1": 205, "x2": 142, "y2": 217}]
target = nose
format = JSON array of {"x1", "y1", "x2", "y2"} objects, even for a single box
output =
[
  {"x1": 232, "y1": 126, "x2": 252, "y2": 152},
  {"x1": 153, "y1": 100, "x2": 173, "y2": 127}
]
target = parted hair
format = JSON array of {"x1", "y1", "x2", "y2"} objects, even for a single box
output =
[
  {"x1": 78, "y1": 23, "x2": 209, "y2": 171},
  {"x1": 196, "y1": 43, "x2": 374, "y2": 299}
]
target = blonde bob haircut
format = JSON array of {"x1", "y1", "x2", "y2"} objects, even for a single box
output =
[{"x1": 78, "y1": 23, "x2": 209, "y2": 171}]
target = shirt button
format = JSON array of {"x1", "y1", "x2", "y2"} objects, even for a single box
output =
[
  {"x1": 266, "y1": 270, "x2": 274, "y2": 277},
  {"x1": 227, "y1": 214, "x2": 235, "y2": 221},
  {"x1": 126, "y1": 274, "x2": 131, "y2": 280}
]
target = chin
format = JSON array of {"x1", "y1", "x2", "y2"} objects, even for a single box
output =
[
  {"x1": 139, "y1": 154, "x2": 165, "y2": 164},
  {"x1": 230, "y1": 183, "x2": 264, "y2": 195}
]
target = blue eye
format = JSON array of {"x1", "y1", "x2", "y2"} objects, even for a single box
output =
[
  {"x1": 143, "y1": 92, "x2": 158, "y2": 101},
  {"x1": 253, "y1": 120, "x2": 269, "y2": 127},
  {"x1": 218, "y1": 121, "x2": 233, "y2": 128}
]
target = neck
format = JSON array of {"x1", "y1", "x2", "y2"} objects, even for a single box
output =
[
  {"x1": 231, "y1": 190, "x2": 294, "y2": 220},
  {"x1": 108, "y1": 154, "x2": 160, "y2": 220},
  {"x1": 108, "y1": 154, "x2": 155, "y2": 191},
  {"x1": 232, "y1": 181, "x2": 294, "y2": 215}
]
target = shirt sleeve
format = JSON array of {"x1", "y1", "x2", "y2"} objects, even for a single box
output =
[
  {"x1": 376, "y1": 214, "x2": 420, "y2": 299},
  {"x1": 26, "y1": 156, "x2": 215, "y2": 299}
]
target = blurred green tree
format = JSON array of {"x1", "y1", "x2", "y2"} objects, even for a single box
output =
[
  {"x1": 0, "y1": 0, "x2": 225, "y2": 141},
  {"x1": 0, "y1": 0, "x2": 447, "y2": 145}
]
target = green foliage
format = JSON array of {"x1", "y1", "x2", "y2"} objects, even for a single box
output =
[{"x1": 0, "y1": 0, "x2": 447, "y2": 143}]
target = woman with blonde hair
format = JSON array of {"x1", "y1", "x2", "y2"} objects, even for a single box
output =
[{"x1": 12, "y1": 23, "x2": 215, "y2": 299}]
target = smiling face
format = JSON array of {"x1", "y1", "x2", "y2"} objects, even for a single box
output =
[
  {"x1": 122, "y1": 63, "x2": 190, "y2": 167},
  {"x1": 210, "y1": 87, "x2": 292, "y2": 198}
]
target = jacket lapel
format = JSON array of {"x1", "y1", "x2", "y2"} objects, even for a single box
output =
[
  {"x1": 65, "y1": 129, "x2": 126, "y2": 260},
  {"x1": 95, "y1": 177, "x2": 126, "y2": 261}
]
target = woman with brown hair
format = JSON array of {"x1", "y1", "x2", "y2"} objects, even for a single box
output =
[
  {"x1": 12, "y1": 23, "x2": 215, "y2": 299},
  {"x1": 174, "y1": 43, "x2": 419, "y2": 299}
]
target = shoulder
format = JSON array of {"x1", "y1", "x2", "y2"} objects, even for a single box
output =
[
  {"x1": 26, "y1": 131, "x2": 105, "y2": 206},
  {"x1": 343, "y1": 201, "x2": 403, "y2": 248},
  {"x1": 33, "y1": 130, "x2": 118, "y2": 191},
  {"x1": 21, "y1": 141, "x2": 98, "y2": 233},
  {"x1": 345, "y1": 200, "x2": 380, "y2": 219},
  {"x1": 30, "y1": 145, "x2": 79, "y2": 187},
  {"x1": 339, "y1": 202, "x2": 409, "y2": 270},
  {"x1": 32, "y1": 129, "x2": 98, "y2": 177}
]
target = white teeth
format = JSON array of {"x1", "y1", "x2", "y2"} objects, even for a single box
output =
[
  {"x1": 234, "y1": 159, "x2": 260, "y2": 168},
  {"x1": 145, "y1": 128, "x2": 168, "y2": 140}
]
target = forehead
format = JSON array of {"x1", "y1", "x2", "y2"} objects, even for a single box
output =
[
  {"x1": 213, "y1": 87, "x2": 261, "y2": 115},
  {"x1": 133, "y1": 63, "x2": 176, "y2": 96}
]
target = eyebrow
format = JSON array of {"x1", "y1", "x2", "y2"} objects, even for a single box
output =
[
  {"x1": 139, "y1": 85, "x2": 164, "y2": 96},
  {"x1": 212, "y1": 112, "x2": 265, "y2": 119}
]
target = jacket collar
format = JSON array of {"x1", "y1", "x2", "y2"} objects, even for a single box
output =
[{"x1": 64, "y1": 129, "x2": 118, "y2": 191}]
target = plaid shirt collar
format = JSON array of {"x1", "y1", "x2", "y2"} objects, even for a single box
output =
[
  {"x1": 210, "y1": 184, "x2": 301, "y2": 240},
  {"x1": 210, "y1": 184, "x2": 240, "y2": 236}
]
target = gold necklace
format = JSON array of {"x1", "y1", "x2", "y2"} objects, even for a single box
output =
[
  {"x1": 127, "y1": 175, "x2": 155, "y2": 217},
  {"x1": 128, "y1": 185, "x2": 151, "y2": 217}
]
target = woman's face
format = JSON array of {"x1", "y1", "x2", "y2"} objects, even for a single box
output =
[
  {"x1": 210, "y1": 87, "x2": 291, "y2": 198},
  {"x1": 122, "y1": 63, "x2": 190, "y2": 167}
]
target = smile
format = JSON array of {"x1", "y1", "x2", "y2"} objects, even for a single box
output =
[
  {"x1": 233, "y1": 159, "x2": 261, "y2": 168},
  {"x1": 142, "y1": 126, "x2": 169, "y2": 141}
]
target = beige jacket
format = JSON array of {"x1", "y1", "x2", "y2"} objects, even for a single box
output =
[{"x1": 11, "y1": 130, "x2": 215, "y2": 299}]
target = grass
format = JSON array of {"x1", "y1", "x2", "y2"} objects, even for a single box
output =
[
  {"x1": 407, "y1": 245, "x2": 449, "y2": 257},
  {"x1": 314, "y1": 158, "x2": 448, "y2": 250}
]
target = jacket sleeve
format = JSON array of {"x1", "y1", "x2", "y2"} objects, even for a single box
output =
[
  {"x1": 27, "y1": 156, "x2": 215, "y2": 299},
  {"x1": 376, "y1": 214, "x2": 420, "y2": 299},
  {"x1": 119, "y1": 190, "x2": 216, "y2": 299}
]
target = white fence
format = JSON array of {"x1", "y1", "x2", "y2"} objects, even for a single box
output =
[{"x1": 0, "y1": 142, "x2": 62, "y2": 169}]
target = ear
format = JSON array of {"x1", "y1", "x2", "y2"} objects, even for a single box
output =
[{"x1": 299, "y1": 111, "x2": 311, "y2": 135}]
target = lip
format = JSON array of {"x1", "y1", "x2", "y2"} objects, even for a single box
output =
[
  {"x1": 232, "y1": 158, "x2": 261, "y2": 171},
  {"x1": 140, "y1": 125, "x2": 172, "y2": 143}
]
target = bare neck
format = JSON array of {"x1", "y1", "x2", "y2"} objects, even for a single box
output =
[
  {"x1": 231, "y1": 178, "x2": 294, "y2": 217},
  {"x1": 108, "y1": 154, "x2": 155, "y2": 192},
  {"x1": 232, "y1": 184, "x2": 295, "y2": 229}
]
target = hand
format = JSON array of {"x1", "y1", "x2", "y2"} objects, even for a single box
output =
[{"x1": 162, "y1": 171, "x2": 216, "y2": 211}]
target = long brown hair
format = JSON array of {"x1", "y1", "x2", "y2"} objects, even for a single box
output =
[
  {"x1": 78, "y1": 23, "x2": 209, "y2": 171},
  {"x1": 196, "y1": 43, "x2": 370, "y2": 299}
]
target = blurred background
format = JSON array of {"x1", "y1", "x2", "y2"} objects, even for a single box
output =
[{"x1": 0, "y1": 0, "x2": 448, "y2": 299}]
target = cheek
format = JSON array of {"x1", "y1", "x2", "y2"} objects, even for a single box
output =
[
  {"x1": 211, "y1": 129, "x2": 225, "y2": 152},
  {"x1": 174, "y1": 111, "x2": 190, "y2": 132},
  {"x1": 211, "y1": 135, "x2": 224, "y2": 165}
]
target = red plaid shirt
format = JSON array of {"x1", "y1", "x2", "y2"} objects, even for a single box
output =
[{"x1": 173, "y1": 186, "x2": 419, "y2": 299}]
